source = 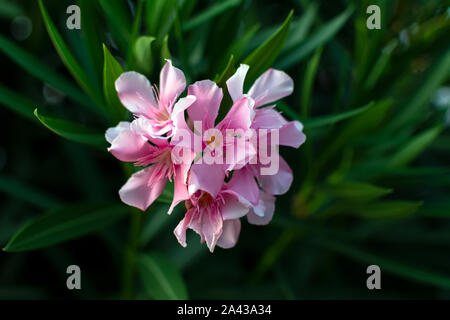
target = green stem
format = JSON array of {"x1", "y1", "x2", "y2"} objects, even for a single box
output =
[
  {"x1": 120, "y1": 209, "x2": 143, "y2": 299},
  {"x1": 120, "y1": 162, "x2": 143, "y2": 299}
]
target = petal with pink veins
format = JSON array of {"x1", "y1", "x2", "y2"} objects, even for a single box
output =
[
  {"x1": 108, "y1": 129, "x2": 154, "y2": 162},
  {"x1": 248, "y1": 68, "x2": 293, "y2": 107},
  {"x1": 159, "y1": 60, "x2": 186, "y2": 107},
  {"x1": 217, "y1": 97, "x2": 254, "y2": 131},
  {"x1": 189, "y1": 162, "x2": 225, "y2": 198},
  {"x1": 119, "y1": 165, "x2": 168, "y2": 211},
  {"x1": 115, "y1": 71, "x2": 158, "y2": 116},
  {"x1": 187, "y1": 80, "x2": 223, "y2": 129}
]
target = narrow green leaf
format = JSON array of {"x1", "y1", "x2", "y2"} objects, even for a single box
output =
[
  {"x1": 363, "y1": 40, "x2": 398, "y2": 91},
  {"x1": 79, "y1": 0, "x2": 104, "y2": 85},
  {"x1": 183, "y1": 0, "x2": 242, "y2": 31},
  {"x1": 133, "y1": 36, "x2": 155, "y2": 74},
  {"x1": 388, "y1": 126, "x2": 443, "y2": 168},
  {"x1": 34, "y1": 108, "x2": 106, "y2": 149},
  {"x1": 161, "y1": 34, "x2": 172, "y2": 65},
  {"x1": 302, "y1": 101, "x2": 374, "y2": 129},
  {"x1": 0, "y1": 175, "x2": 62, "y2": 209},
  {"x1": 103, "y1": 44, "x2": 126, "y2": 122},
  {"x1": 3, "y1": 203, "x2": 128, "y2": 252},
  {"x1": 98, "y1": 0, "x2": 131, "y2": 51},
  {"x1": 0, "y1": 85, "x2": 37, "y2": 120},
  {"x1": 138, "y1": 253, "x2": 188, "y2": 300},
  {"x1": 351, "y1": 200, "x2": 423, "y2": 219},
  {"x1": 315, "y1": 237, "x2": 450, "y2": 289},
  {"x1": 214, "y1": 54, "x2": 235, "y2": 87},
  {"x1": 243, "y1": 10, "x2": 293, "y2": 83},
  {"x1": 0, "y1": 34, "x2": 94, "y2": 111},
  {"x1": 326, "y1": 181, "x2": 392, "y2": 203},
  {"x1": 127, "y1": 0, "x2": 145, "y2": 66},
  {"x1": 277, "y1": 6, "x2": 354, "y2": 69},
  {"x1": 300, "y1": 46, "x2": 322, "y2": 117},
  {"x1": 38, "y1": 0, "x2": 102, "y2": 106},
  {"x1": 387, "y1": 47, "x2": 450, "y2": 130},
  {"x1": 146, "y1": 0, "x2": 179, "y2": 43}
]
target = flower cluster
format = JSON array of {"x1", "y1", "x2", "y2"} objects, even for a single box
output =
[{"x1": 106, "y1": 60, "x2": 306, "y2": 252}]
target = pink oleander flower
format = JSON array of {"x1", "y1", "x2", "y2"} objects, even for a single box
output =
[
  {"x1": 173, "y1": 80, "x2": 257, "y2": 199},
  {"x1": 106, "y1": 61, "x2": 305, "y2": 253},
  {"x1": 106, "y1": 120, "x2": 194, "y2": 213},
  {"x1": 115, "y1": 60, "x2": 196, "y2": 138},
  {"x1": 174, "y1": 180, "x2": 251, "y2": 252}
]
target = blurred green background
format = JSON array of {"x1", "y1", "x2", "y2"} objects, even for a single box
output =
[{"x1": 1, "y1": 0, "x2": 450, "y2": 299}]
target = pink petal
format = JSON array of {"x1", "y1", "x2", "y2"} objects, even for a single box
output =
[
  {"x1": 279, "y1": 121, "x2": 306, "y2": 148},
  {"x1": 105, "y1": 121, "x2": 131, "y2": 143},
  {"x1": 187, "y1": 80, "x2": 223, "y2": 129},
  {"x1": 221, "y1": 190, "x2": 251, "y2": 220},
  {"x1": 173, "y1": 208, "x2": 195, "y2": 247},
  {"x1": 217, "y1": 219, "x2": 241, "y2": 249},
  {"x1": 201, "y1": 207, "x2": 223, "y2": 252},
  {"x1": 217, "y1": 97, "x2": 254, "y2": 131},
  {"x1": 252, "y1": 106, "x2": 287, "y2": 129},
  {"x1": 115, "y1": 71, "x2": 158, "y2": 116},
  {"x1": 119, "y1": 166, "x2": 167, "y2": 211},
  {"x1": 258, "y1": 156, "x2": 293, "y2": 195},
  {"x1": 248, "y1": 68, "x2": 293, "y2": 107},
  {"x1": 168, "y1": 151, "x2": 195, "y2": 214},
  {"x1": 108, "y1": 129, "x2": 153, "y2": 162},
  {"x1": 226, "y1": 168, "x2": 259, "y2": 206},
  {"x1": 159, "y1": 60, "x2": 186, "y2": 107},
  {"x1": 189, "y1": 162, "x2": 225, "y2": 198},
  {"x1": 226, "y1": 64, "x2": 249, "y2": 103},
  {"x1": 247, "y1": 192, "x2": 275, "y2": 225}
]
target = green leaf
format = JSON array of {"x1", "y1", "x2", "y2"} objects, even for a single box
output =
[
  {"x1": 146, "y1": 0, "x2": 179, "y2": 43},
  {"x1": 138, "y1": 253, "x2": 188, "y2": 300},
  {"x1": 277, "y1": 6, "x2": 354, "y2": 69},
  {"x1": 326, "y1": 181, "x2": 392, "y2": 203},
  {"x1": 300, "y1": 46, "x2": 322, "y2": 117},
  {"x1": 133, "y1": 36, "x2": 155, "y2": 74},
  {"x1": 243, "y1": 10, "x2": 293, "y2": 83},
  {"x1": 315, "y1": 237, "x2": 450, "y2": 289},
  {"x1": 160, "y1": 34, "x2": 172, "y2": 65},
  {"x1": 34, "y1": 108, "x2": 106, "y2": 149},
  {"x1": 4, "y1": 203, "x2": 128, "y2": 252},
  {"x1": 363, "y1": 40, "x2": 398, "y2": 91},
  {"x1": 214, "y1": 54, "x2": 235, "y2": 87},
  {"x1": 183, "y1": 0, "x2": 242, "y2": 31},
  {"x1": 0, "y1": 85, "x2": 37, "y2": 120},
  {"x1": 38, "y1": 0, "x2": 102, "y2": 106},
  {"x1": 351, "y1": 200, "x2": 423, "y2": 219},
  {"x1": 387, "y1": 47, "x2": 450, "y2": 131},
  {"x1": 103, "y1": 44, "x2": 126, "y2": 123},
  {"x1": 0, "y1": 34, "x2": 94, "y2": 111},
  {"x1": 302, "y1": 101, "x2": 375, "y2": 129},
  {"x1": 0, "y1": 175, "x2": 62, "y2": 209},
  {"x1": 388, "y1": 126, "x2": 443, "y2": 168},
  {"x1": 79, "y1": 0, "x2": 104, "y2": 86},
  {"x1": 98, "y1": 0, "x2": 131, "y2": 51}
]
